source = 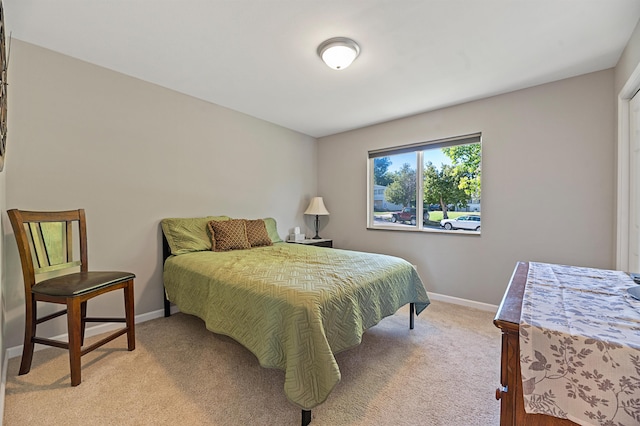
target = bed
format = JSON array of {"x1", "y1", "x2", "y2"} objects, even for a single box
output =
[{"x1": 161, "y1": 216, "x2": 430, "y2": 425}]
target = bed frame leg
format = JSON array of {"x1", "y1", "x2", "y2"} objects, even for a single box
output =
[
  {"x1": 301, "y1": 409, "x2": 311, "y2": 425},
  {"x1": 164, "y1": 291, "x2": 171, "y2": 317},
  {"x1": 409, "y1": 303, "x2": 415, "y2": 330}
]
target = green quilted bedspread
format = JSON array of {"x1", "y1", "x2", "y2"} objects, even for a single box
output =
[{"x1": 163, "y1": 242, "x2": 430, "y2": 410}]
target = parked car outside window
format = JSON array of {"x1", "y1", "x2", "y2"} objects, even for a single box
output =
[
  {"x1": 390, "y1": 208, "x2": 430, "y2": 225},
  {"x1": 440, "y1": 215, "x2": 481, "y2": 231}
]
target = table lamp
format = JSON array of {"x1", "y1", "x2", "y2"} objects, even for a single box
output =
[{"x1": 304, "y1": 197, "x2": 330, "y2": 239}]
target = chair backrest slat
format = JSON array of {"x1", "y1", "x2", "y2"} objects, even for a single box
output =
[
  {"x1": 28, "y1": 222, "x2": 48, "y2": 269},
  {"x1": 66, "y1": 220, "x2": 74, "y2": 264}
]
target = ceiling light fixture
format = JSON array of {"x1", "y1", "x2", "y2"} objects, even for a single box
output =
[{"x1": 317, "y1": 37, "x2": 360, "y2": 70}]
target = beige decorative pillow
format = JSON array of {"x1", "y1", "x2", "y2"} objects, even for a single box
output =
[
  {"x1": 208, "y1": 219, "x2": 251, "y2": 252},
  {"x1": 245, "y1": 219, "x2": 273, "y2": 248}
]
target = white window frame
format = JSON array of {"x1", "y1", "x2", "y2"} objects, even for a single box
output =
[{"x1": 367, "y1": 132, "x2": 482, "y2": 234}]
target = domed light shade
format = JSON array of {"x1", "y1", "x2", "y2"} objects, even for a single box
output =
[{"x1": 317, "y1": 37, "x2": 360, "y2": 70}]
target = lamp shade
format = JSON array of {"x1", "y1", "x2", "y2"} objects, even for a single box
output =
[{"x1": 304, "y1": 197, "x2": 330, "y2": 216}]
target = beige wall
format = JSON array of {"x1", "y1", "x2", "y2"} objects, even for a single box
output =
[
  {"x1": 317, "y1": 70, "x2": 615, "y2": 305},
  {"x1": 2, "y1": 40, "x2": 318, "y2": 348}
]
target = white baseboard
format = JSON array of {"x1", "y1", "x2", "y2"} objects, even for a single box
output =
[
  {"x1": 427, "y1": 291, "x2": 498, "y2": 313},
  {"x1": 4, "y1": 295, "x2": 491, "y2": 359},
  {"x1": 5, "y1": 308, "x2": 169, "y2": 360}
]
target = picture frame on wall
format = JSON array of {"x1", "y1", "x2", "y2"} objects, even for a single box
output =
[{"x1": 0, "y1": 1, "x2": 8, "y2": 172}]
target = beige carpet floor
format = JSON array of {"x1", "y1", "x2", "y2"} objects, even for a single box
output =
[{"x1": 4, "y1": 301, "x2": 501, "y2": 425}]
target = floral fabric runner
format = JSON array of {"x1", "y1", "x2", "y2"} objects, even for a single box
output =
[{"x1": 520, "y1": 262, "x2": 640, "y2": 426}]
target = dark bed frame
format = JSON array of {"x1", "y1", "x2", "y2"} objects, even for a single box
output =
[{"x1": 161, "y1": 232, "x2": 415, "y2": 426}]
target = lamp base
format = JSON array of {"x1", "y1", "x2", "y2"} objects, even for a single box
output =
[{"x1": 313, "y1": 215, "x2": 321, "y2": 239}]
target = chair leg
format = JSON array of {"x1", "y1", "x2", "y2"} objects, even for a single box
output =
[
  {"x1": 66, "y1": 298, "x2": 83, "y2": 386},
  {"x1": 80, "y1": 301, "x2": 88, "y2": 346},
  {"x1": 19, "y1": 297, "x2": 37, "y2": 375},
  {"x1": 124, "y1": 280, "x2": 136, "y2": 351}
]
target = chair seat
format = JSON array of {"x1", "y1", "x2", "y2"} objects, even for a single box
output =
[{"x1": 32, "y1": 271, "x2": 135, "y2": 297}]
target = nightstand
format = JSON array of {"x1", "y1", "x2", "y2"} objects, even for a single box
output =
[{"x1": 287, "y1": 238, "x2": 333, "y2": 248}]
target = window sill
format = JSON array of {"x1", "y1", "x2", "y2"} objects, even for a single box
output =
[{"x1": 366, "y1": 225, "x2": 481, "y2": 235}]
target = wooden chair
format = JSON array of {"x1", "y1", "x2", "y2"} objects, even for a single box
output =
[{"x1": 7, "y1": 208, "x2": 135, "y2": 386}]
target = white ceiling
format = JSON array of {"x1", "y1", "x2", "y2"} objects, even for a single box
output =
[{"x1": 5, "y1": 1, "x2": 640, "y2": 138}]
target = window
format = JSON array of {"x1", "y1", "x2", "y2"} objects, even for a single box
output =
[{"x1": 368, "y1": 133, "x2": 482, "y2": 233}]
